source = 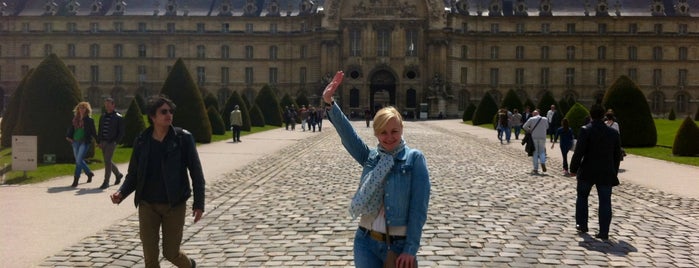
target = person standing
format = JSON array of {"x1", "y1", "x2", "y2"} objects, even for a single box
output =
[
  {"x1": 299, "y1": 105, "x2": 308, "y2": 131},
  {"x1": 522, "y1": 109, "x2": 549, "y2": 174},
  {"x1": 551, "y1": 118, "x2": 575, "y2": 176},
  {"x1": 546, "y1": 105, "x2": 561, "y2": 142},
  {"x1": 324, "y1": 70, "x2": 430, "y2": 268},
  {"x1": 66, "y1": 102, "x2": 97, "y2": 187},
  {"x1": 569, "y1": 105, "x2": 622, "y2": 240},
  {"x1": 98, "y1": 98, "x2": 125, "y2": 189},
  {"x1": 110, "y1": 96, "x2": 205, "y2": 268},
  {"x1": 364, "y1": 109, "x2": 372, "y2": 128},
  {"x1": 511, "y1": 108, "x2": 523, "y2": 140},
  {"x1": 316, "y1": 105, "x2": 325, "y2": 132},
  {"x1": 230, "y1": 105, "x2": 242, "y2": 143}
]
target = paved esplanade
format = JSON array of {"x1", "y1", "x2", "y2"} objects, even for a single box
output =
[{"x1": 38, "y1": 120, "x2": 699, "y2": 267}]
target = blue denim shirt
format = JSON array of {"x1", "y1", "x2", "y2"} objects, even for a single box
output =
[{"x1": 327, "y1": 103, "x2": 430, "y2": 256}]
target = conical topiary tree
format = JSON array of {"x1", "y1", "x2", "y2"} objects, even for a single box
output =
[
  {"x1": 207, "y1": 106, "x2": 226, "y2": 135},
  {"x1": 121, "y1": 98, "x2": 147, "y2": 147},
  {"x1": 203, "y1": 92, "x2": 219, "y2": 111},
  {"x1": 134, "y1": 93, "x2": 147, "y2": 114},
  {"x1": 12, "y1": 54, "x2": 82, "y2": 163},
  {"x1": 221, "y1": 91, "x2": 251, "y2": 132},
  {"x1": 295, "y1": 92, "x2": 309, "y2": 108},
  {"x1": 501, "y1": 89, "x2": 523, "y2": 112},
  {"x1": 279, "y1": 93, "x2": 297, "y2": 110},
  {"x1": 672, "y1": 116, "x2": 699, "y2": 156},
  {"x1": 462, "y1": 103, "x2": 476, "y2": 122},
  {"x1": 558, "y1": 96, "x2": 575, "y2": 116},
  {"x1": 668, "y1": 108, "x2": 676, "y2": 120},
  {"x1": 249, "y1": 104, "x2": 266, "y2": 127},
  {"x1": 1, "y1": 69, "x2": 33, "y2": 148},
  {"x1": 564, "y1": 102, "x2": 590, "y2": 137},
  {"x1": 254, "y1": 84, "x2": 283, "y2": 126},
  {"x1": 160, "y1": 58, "x2": 212, "y2": 143},
  {"x1": 537, "y1": 91, "x2": 558, "y2": 114},
  {"x1": 603, "y1": 75, "x2": 657, "y2": 147},
  {"x1": 523, "y1": 98, "x2": 536, "y2": 111},
  {"x1": 472, "y1": 93, "x2": 499, "y2": 125},
  {"x1": 695, "y1": 107, "x2": 699, "y2": 121}
]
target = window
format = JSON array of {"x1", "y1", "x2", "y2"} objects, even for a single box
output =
[
  {"x1": 461, "y1": 22, "x2": 468, "y2": 33},
  {"x1": 654, "y1": 24, "x2": 663, "y2": 34},
  {"x1": 44, "y1": 44, "x2": 52, "y2": 56},
  {"x1": 167, "y1": 23, "x2": 176, "y2": 33},
  {"x1": 138, "y1": 44, "x2": 147, "y2": 58},
  {"x1": 221, "y1": 23, "x2": 229, "y2": 33},
  {"x1": 221, "y1": 67, "x2": 230, "y2": 85},
  {"x1": 299, "y1": 67, "x2": 306, "y2": 84},
  {"x1": 245, "y1": 67, "x2": 254, "y2": 85},
  {"x1": 44, "y1": 23, "x2": 53, "y2": 32},
  {"x1": 490, "y1": 46, "x2": 499, "y2": 59},
  {"x1": 197, "y1": 23, "x2": 205, "y2": 33},
  {"x1": 628, "y1": 46, "x2": 637, "y2": 60},
  {"x1": 678, "y1": 69, "x2": 688, "y2": 87},
  {"x1": 377, "y1": 29, "x2": 391, "y2": 57},
  {"x1": 597, "y1": 46, "x2": 606, "y2": 60},
  {"x1": 167, "y1": 45, "x2": 176, "y2": 58},
  {"x1": 300, "y1": 22, "x2": 307, "y2": 32},
  {"x1": 598, "y1": 23, "x2": 607, "y2": 34},
  {"x1": 490, "y1": 23, "x2": 499, "y2": 33},
  {"x1": 540, "y1": 46, "x2": 549, "y2": 60},
  {"x1": 138, "y1": 22, "x2": 147, "y2": 32},
  {"x1": 515, "y1": 46, "x2": 524, "y2": 60},
  {"x1": 679, "y1": 47, "x2": 688, "y2": 61},
  {"x1": 628, "y1": 68, "x2": 638, "y2": 82},
  {"x1": 350, "y1": 88, "x2": 360, "y2": 108},
  {"x1": 67, "y1": 22, "x2": 77, "y2": 32},
  {"x1": 21, "y1": 44, "x2": 30, "y2": 57},
  {"x1": 628, "y1": 23, "x2": 637, "y2": 34},
  {"x1": 540, "y1": 68, "x2": 550, "y2": 88},
  {"x1": 138, "y1": 65, "x2": 147, "y2": 84},
  {"x1": 541, "y1": 23, "x2": 550, "y2": 34},
  {"x1": 653, "y1": 46, "x2": 663, "y2": 60},
  {"x1": 678, "y1": 24, "x2": 688, "y2": 35},
  {"x1": 677, "y1": 94, "x2": 687, "y2": 113},
  {"x1": 269, "y1": 67, "x2": 278, "y2": 84},
  {"x1": 515, "y1": 68, "x2": 524, "y2": 86},
  {"x1": 114, "y1": 44, "x2": 123, "y2": 58},
  {"x1": 566, "y1": 46, "x2": 575, "y2": 60},
  {"x1": 197, "y1": 45, "x2": 206, "y2": 58},
  {"x1": 245, "y1": 23, "x2": 253, "y2": 33},
  {"x1": 270, "y1": 23, "x2": 277, "y2": 34},
  {"x1": 90, "y1": 65, "x2": 99, "y2": 84},
  {"x1": 221, "y1": 45, "x2": 230, "y2": 59},
  {"x1": 516, "y1": 23, "x2": 525, "y2": 34},
  {"x1": 566, "y1": 23, "x2": 575, "y2": 33},
  {"x1": 349, "y1": 29, "x2": 362, "y2": 56},
  {"x1": 461, "y1": 45, "x2": 468, "y2": 59},
  {"x1": 245, "y1": 46, "x2": 253, "y2": 59},
  {"x1": 90, "y1": 44, "x2": 100, "y2": 58},
  {"x1": 269, "y1": 46, "x2": 278, "y2": 60},
  {"x1": 489, "y1": 68, "x2": 499, "y2": 88},
  {"x1": 653, "y1": 69, "x2": 662, "y2": 87},
  {"x1": 90, "y1": 23, "x2": 99, "y2": 33},
  {"x1": 68, "y1": 44, "x2": 76, "y2": 57},
  {"x1": 196, "y1": 67, "x2": 206, "y2": 86},
  {"x1": 114, "y1": 22, "x2": 123, "y2": 32},
  {"x1": 405, "y1": 29, "x2": 418, "y2": 56},
  {"x1": 22, "y1": 23, "x2": 29, "y2": 33},
  {"x1": 597, "y1": 68, "x2": 606, "y2": 87},
  {"x1": 114, "y1": 65, "x2": 123, "y2": 85},
  {"x1": 565, "y1": 68, "x2": 575, "y2": 88},
  {"x1": 460, "y1": 67, "x2": 467, "y2": 84},
  {"x1": 300, "y1": 45, "x2": 307, "y2": 59}
]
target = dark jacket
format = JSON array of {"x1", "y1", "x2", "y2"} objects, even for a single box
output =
[
  {"x1": 118, "y1": 126, "x2": 206, "y2": 210},
  {"x1": 570, "y1": 120, "x2": 622, "y2": 186},
  {"x1": 97, "y1": 111, "x2": 125, "y2": 143},
  {"x1": 66, "y1": 117, "x2": 97, "y2": 143}
]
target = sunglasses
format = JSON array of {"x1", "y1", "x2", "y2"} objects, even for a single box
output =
[{"x1": 158, "y1": 109, "x2": 175, "y2": 115}]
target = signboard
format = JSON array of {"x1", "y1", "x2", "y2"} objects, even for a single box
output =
[{"x1": 12, "y1": 136, "x2": 37, "y2": 171}]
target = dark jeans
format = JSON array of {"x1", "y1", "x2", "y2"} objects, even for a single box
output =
[
  {"x1": 232, "y1": 125, "x2": 241, "y2": 141},
  {"x1": 100, "y1": 141, "x2": 121, "y2": 180},
  {"x1": 576, "y1": 180, "x2": 613, "y2": 236},
  {"x1": 138, "y1": 201, "x2": 192, "y2": 268},
  {"x1": 560, "y1": 147, "x2": 570, "y2": 171}
]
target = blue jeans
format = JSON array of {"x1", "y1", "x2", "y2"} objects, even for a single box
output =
[
  {"x1": 513, "y1": 125, "x2": 522, "y2": 139},
  {"x1": 560, "y1": 147, "x2": 570, "y2": 171},
  {"x1": 532, "y1": 138, "x2": 547, "y2": 170},
  {"x1": 72, "y1": 141, "x2": 92, "y2": 178},
  {"x1": 576, "y1": 180, "x2": 613, "y2": 235},
  {"x1": 498, "y1": 126, "x2": 511, "y2": 142},
  {"x1": 353, "y1": 228, "x2": 408, "y2": 268}
]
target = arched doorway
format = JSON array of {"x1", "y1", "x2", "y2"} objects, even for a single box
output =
[{"x1": 369, "y1": 70, "x2": 396, "y2": 114}]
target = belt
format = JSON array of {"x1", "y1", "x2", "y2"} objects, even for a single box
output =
[{"x1": 358, "y1": 226, "x2": 406, "y2": 242}]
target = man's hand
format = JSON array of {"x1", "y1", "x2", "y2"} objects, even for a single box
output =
[
  {"x1": 322, "y1": 71, "x2": 344, "y2": 104},
  {"x1": 192, "y1": 209, "x2": 203, "y2": 223},
  {"x1": 110, "y1": 191, "x2": 123, "y2": 204}
]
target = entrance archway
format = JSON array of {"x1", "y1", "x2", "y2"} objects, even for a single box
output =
[{"x1": 369, "y1": 70, "x2": 396, "y2": 114}]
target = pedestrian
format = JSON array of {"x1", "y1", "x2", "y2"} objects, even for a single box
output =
[
  {"x1": 109, "y1": 95, "x2": 205, "y2": 268},
  {"x1": 522, "y1": 106, "x2": 532, "y2": 123},
  {"x1": 364, "y1": 109, "x2": 372, "y2": 128},
  {"x1": 316, "y1": 105, "x2": 325, "y2": 132},
  {"x1": 308, "y1": 106, "x2": 317, "y2": 132},
  {"x1": 284, "y1": 105, "x2": 291, "y2": 130},
  {"x1": 569, "y1": 105, "x2": 622, "y2": 240},
  {"x1": 97, "y1": 97, "x2": 125, "y2": 189},
  {"x1": 547, "y1": 105, "x2": 561, "y2": 142},
  {"x1": 551, "y1": 118, "x2": 575, "y2": 176},
  {"x1": 511, "y1": 108, "x2": 523, "y2": 140},
  {"x1": 323, "y1": 70, "x2": 430, "y2": 268},
  {"x1": 290, "y1": 105, "x2": 297, "y2": 131},
  {"x1": 496, "y1": 108, "x2": 510, "y2": 144},
  {"x1": 299, "y1": 105, "x2": 308, "y2": 131},
  {"x1": 522, "y1": 109, "x2": 549, "y2": 174},
  {"x1": 230, "y1": 105, "x2": 242, "y2": 143},
  {"x1": 65, "y1": 101, "x2": 97, "y2": 187}
]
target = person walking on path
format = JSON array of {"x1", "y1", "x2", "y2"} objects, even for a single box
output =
[
  {"x1": 511, "y1": 108, "x2": 523, "y2": 140},
  {"x1": 97, "y1": 98, "x2": 125, "y2": 189},
  {"x1": 323, "y1": 70, "x2": 430, "y2": 268},
  {"x1": 570, "y1": 105, "x2": 622, "y2": 241},
  {"x1": 230, "y1": 105, "x2": 242, "y2": 143},
  {"x1": 551, "y1": 118, "x2": 575, "y2": 176},
  {"x1": 65, "y1": 101, "x2": 97, "y2": 187},
  {"x1": 546, "y1": 105, "x2": 561, "y2": 142},
  {"x1": 522, "y1": 109, "x2": 549, "y2": 174},
  {"x1": 109, "y1": 96, "x2": 205, "y2": 268}
]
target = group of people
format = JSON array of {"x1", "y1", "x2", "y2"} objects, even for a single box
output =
[{"x1": 281, "y1": 105, "x2": 326, "y2": 132}]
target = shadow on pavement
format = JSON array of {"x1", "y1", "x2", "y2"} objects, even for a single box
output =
[
  {"x1": 47, "y1": 186, "x2": 76, "y2": 193},
  {"x1": 578, "y1": 233, "x2": 637, "y2": 256},
  {"x1": 75, "y1": 187, "x2": 107, "y2": 195}
]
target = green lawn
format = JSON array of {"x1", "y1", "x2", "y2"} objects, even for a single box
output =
[
  {"x1": 468, "y1": 119, "x2": 698, "y2": 167},
  {"x1": 0, "y1": 115, "x2": 279, "y2": 184}
]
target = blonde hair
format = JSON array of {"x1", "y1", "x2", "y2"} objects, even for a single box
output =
[
  {"x1": 372, "y1": 106, "x2": 403, "y2": 136},
  {"x1": 72, "y1": 102, "x2": 92, "y2": 128}
]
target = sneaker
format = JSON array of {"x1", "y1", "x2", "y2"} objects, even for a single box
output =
[
  {"x1": 595, "y1": 233, "x2": 609, "y2": 240},
  {"x1": 86, "y1": 173, "x2": 94, "y2": 183},
  {"x1": 541, "y1": 164, "x2": 547, "y2": 172},
  {"x1": 576, "y1": 224, "x2": 588, "y2": 233}
]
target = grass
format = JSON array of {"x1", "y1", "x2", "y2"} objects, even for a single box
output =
[
  {"x1": 0, "y1": 116, "x2": 279, "y2": 184},
  {"x1": 467, "y1": 119, "x2": 699, "y2": 167}
]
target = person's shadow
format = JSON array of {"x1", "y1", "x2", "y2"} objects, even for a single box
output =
[
  {"x1": 578, "y1": 233, "x2": 637, "y2": 256},
  {"x1": 47, "y1": 185, "x2": 77, "y2": 193},
  {"x1": 75, "y1": 187, "x2": 107, "y2": 195}
]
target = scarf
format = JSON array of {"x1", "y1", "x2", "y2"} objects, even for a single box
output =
[{"x1": 349, "y1": 139, "x2": 406, "y2": 219}]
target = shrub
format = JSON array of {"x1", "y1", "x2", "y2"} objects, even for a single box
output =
[
  {"x1": 695, "y1": 107, "x2": 699, "y2": 121},
  {"x1": 564, "y1": 102, "x2": 590, "y2": 137},
  {"x1": 603, "y1": 75, "x2": 656, "y2": 147},
  {"x1": 558, "y1": 96, "x2": 575, "y2": 116},
  {"x1": 254, "y1": 84, "x2": 283, "y2": 126},
  {"x1": 207, "y1": 106, "x2": 226, "y2": 135},
  {"x1": 133, "y1": 93, "x2": 147, "y2": 114},
  {"x1": 248, "y1": 104, "x2": 266, "y2": 127},
  {"x1": 221, "y1": 91, "x2": 251, "y2": 132},
  {"x1": 1, "y1": 69, "x2": 32, "y2": 148},
  {"x1": 12, "y1": 54, "x2": 82, "y2": 163},
  {"x1": 537, "y1": 91, "x2": 558, "y2": 115},
  {"x1": 295, "y1": 92, "x2": 309, "y2": 108},
  {"x1": 668, "y1": 108, "x2": 676, "y2": 120},
  {"x1": 121, "y1": 99, "x2": 147, "y2": 147},
  {"x1": 279, "y1": 93, "x2": 297, "y2": 110},
  {"x1": 203, "y1": 92, "x2": 219, "y2": 111},
  {"x1": 501, "y1": 89, "x2": 523, "y2": 112},
  {"x1": 523, "y1": 98, "x2": 536, "y2": 111},
  {"x1": 472, "y1": 93, "x2": 499, "y2": 125},
  {"x1": 462, "y1": 103, "x2": 476, "y2": 122},
  {"x1": 672, "y1": 116, "x2": 699, "y2": 156},
  {"x1": 160, "y1": 58, "x2": 212, "y2": 143}
]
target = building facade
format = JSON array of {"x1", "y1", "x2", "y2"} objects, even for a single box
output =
[{"x1": 0, "y1": 0, "x2": 697, "y2": 118}]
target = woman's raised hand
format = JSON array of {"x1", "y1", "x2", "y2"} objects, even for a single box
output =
[{"x1": 323, "y1": 71, "x2": 344, "y2": 104}]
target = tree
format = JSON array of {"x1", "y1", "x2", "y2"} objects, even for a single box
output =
[
  {"x1": 462, "y1": 103, "x2": 476, "y2": 122},
  {"x1": 672, "y1": 116, "x2": 699, "y2": 156},
  {"x1": 537, "y1": 91, "x2": 558, "y2": 114},
  {"x1": 160, "y1": 58, "x2": 212, "y2": 143},
  {"x1": 558, "y1": 96, "x2": 575, "y2": 116},
  {"x1": 668, "y1": 108, "x2": 676, "y2": 120},
  {"x1": 295, "y1": 92, "x2": 309, "y2": 108},
  {"x1": 254, "y1": 84, "x2": 283, "y2": 126},
  {"x1": 207, "y1": 106, "x2": 226, "y2": 135},
  {"x1": 500, "y1": 89, "x2": 523, "y2": 112},
  {"x1": 471, "y1": 93, "x2": 499, "y2": 125},
  {"x1": 221, "y1": 91, "x2": 252, "y2": 132},
  {"x1": 523, "y1": 98, "x2": 536, "y2": 111},
  {"x1": 12, "y1": 54, "x2": 82, "y2": 163},
  {"x1": 1, "y1": 69, "x2": 33, "y2": 148},
  {"x1": 603, "y1": 75, "x2": 657, "y2": 147},
  {"x1": 279, "y1": 93, "x2": 297, "y2": 110},
  {"x1": 564, "y1": 102, "x2": 590, "y2": 137},
  {"x1": 695, "y1": 107, "x2": 699, "y2": 121},
  {"x1": 121, "y1": 98, "x2": 147, "y2": 147},
  {"x1": 203, "y1": 92, "x2": 219, "y2": 111},
  {"x1": 133, "y1": 93, "x2": 147, "y2": 114},
  {"x1": 248, "y1": 104, "x2": 266, "y2": 127}
]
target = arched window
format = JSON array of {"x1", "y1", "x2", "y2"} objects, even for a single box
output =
[
  {"x1": 676, "y1": 94, "x2": 688, "y2": 113},
  {"x1": 650, "y1": 91, "x2": 664, "y2": 114},
  {"x1": 406, "y1": 88, "x2": 417, "y2": 109}
]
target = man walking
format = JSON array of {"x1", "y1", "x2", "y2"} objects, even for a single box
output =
[
  {"x1": 569, "y1": 105, "x2": 622, "y2": 240},
  {"x1": 98, "y1": 98, "x2": 125, "y2": 189},
  {"x1": 522, "y1": 109, "x2": 549, "y2": 174},
  {"x1": 230, "y1": 105, "x2": 242, "y2": 143}
]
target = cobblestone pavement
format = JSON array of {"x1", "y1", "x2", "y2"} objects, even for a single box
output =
[{"x1": 41, "y1": 120, "x2": 699, "y2": 267}]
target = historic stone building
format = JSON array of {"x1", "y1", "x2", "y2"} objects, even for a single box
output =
[{"x1": 0, "y1": 0, "x2": 697, "y2": 118}]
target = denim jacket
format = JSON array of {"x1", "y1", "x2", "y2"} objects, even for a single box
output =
[{"x1": 327, "y1": 103, "x2": 430, "y2": 256}]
